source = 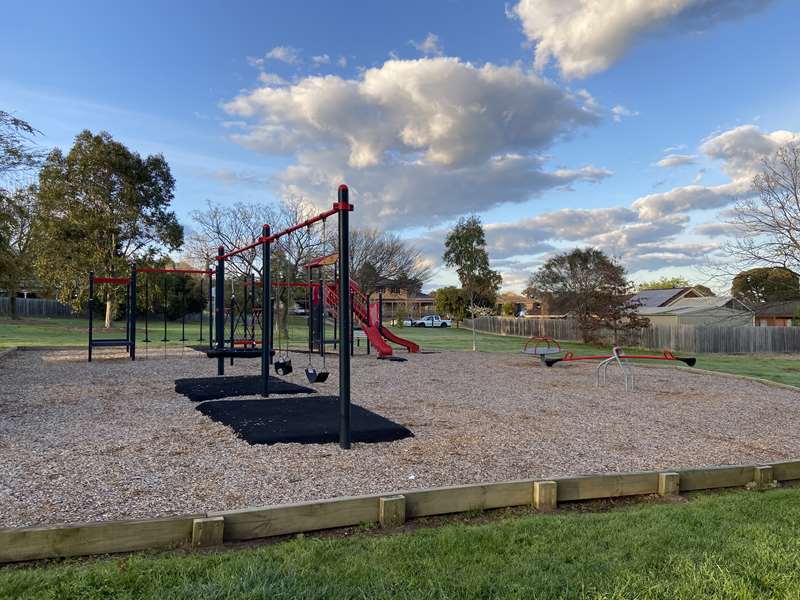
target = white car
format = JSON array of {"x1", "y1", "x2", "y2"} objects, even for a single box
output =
[{"x1": 403, "y1": 314, "x2": 452, "y2": 328}]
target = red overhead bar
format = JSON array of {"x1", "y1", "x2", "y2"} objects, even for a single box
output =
[
  {"x1": 243, "y1": 280, "x2": 319, "y2": 288},
  {"x1": 136, "y1": 267, "x2": 213, "y2": 275},
  {"x1": 93, "y1": 277, "x2": 129, "y2": 285},
  {"x1": 215, "y1": 197, "x2": 354, "y2": 262}
]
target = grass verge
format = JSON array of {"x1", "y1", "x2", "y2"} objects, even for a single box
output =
[{"x1": 2, "y1": 488, "x2": 799, "y2": 599}]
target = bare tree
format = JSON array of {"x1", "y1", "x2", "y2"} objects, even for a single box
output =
[
  {"x1": 350, "y1": 228, "x2": 432, "y2": 297},
  {"x1": 727, "y1": 143, "x2": 800, "y2": 270}
]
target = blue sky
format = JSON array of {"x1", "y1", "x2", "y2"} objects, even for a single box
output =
[{"x1": 3, "y1": 0, "x2": 799, "y2": 291}]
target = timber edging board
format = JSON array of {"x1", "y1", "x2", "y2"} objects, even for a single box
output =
[
  {"x1": 2, "y1": 460, "x2": 800, "y2": 563},
  {"x1": 0, "y1": 347, "x2": 17, "y2": 361}
]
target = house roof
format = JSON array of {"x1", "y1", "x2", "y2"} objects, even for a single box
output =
[
  {"x1": 497, "y1": 291, "x2": 530, "y2": 303},
  {"x1": 638, "y1": 296, "x2": 752, "y2": 316},
  {"x1": 628, "y1": 287, "x2": 697, "y2": 307},
  {"x1": 753, "y1": 300, "x2": 800, "y2": 317}
]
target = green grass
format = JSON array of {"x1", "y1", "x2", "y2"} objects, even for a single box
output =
[
  {"x1": 3, "y1": 488, "x2": 800, "y2": 599},
  {"x1": 4, "y1": 316, "x2": 800, "y2": 387}
]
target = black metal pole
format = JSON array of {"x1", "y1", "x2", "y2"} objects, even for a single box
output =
[
  {"x1": 125, "y1": 283, "x2": 130, "y2": 354},
  {"x1": 215, "y1": 246, "x2": 225, "y2": 376},
  {"x1": 261, "y1": 224, "x2": 270, "y2": 397},
  {"x1": 143, "y1": 277, "x2": 151, "y2": 343},
  {"x1": 229, "y1": 280, "x2": 235, "y2": 367},
  {"x1": 130, "y1": 264, "x2": 137, "y2": 361},
  {"x1": 319, "y1": 271, "x2": 325, "y2": 357},
  {"x1": 88, "y1": 272, "x2": 94, "y2": 362},
  {"x1": 208, "y1": 269, "x2": 213, "y2": 349},
  {"x1": 350, "y1": 290, "x2": 355, "y2": 357},
  {"x1": 161, "y1": 277, "x2": 169, "y2": 342},
  {"x1": 338, "y1": 184, "x2": 352, "y2": 449},
  {"x1": 198, "y1": 275, "x2": 204, "y2": 342},
  {"x1": 251, "y1": 273, "x2": 256, "y2": 343}
]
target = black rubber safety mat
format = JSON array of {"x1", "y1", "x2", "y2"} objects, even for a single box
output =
[
  {"x1": 175, "y1": 375, "x2": 315, "y2": 402},
  {"x1": 196, "y1": 396, "x2": 414, "y2": 445}
]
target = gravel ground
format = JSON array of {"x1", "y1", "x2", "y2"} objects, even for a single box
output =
[{"x1": 1, "y1": 347, "x2": 799, "y2": 528}]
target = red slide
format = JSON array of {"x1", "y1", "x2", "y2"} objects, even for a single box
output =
[
  {"x1": 368, "y1": 303, "x2": 420, "y2": 353},
  {"x1": 324, "y1": 280, "x2": 420, "y2": 357}
]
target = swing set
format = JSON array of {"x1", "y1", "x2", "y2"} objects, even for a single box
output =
[
  {"x1": 210, "y1": 184, "x2": 354, "y2": 448},
  {"x1": 87, "y1": 266, "x2": 213, "y2": 362}
]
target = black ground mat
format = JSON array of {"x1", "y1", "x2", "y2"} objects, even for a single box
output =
[
  {"x1": 175, "y1": 375, "x2": 315, "y2": 401},
  {"x1": 196, "y1": 396, "x2": 414, "y2": 445}
]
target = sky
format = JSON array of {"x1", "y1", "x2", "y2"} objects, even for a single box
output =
[{"x1": 2, "y1": 0, "x2": 799, "y2": 292}]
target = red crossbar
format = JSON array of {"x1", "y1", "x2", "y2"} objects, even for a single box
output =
[
  {"x1": 216, "y1": 194, "x2": 354, "y2": 261},
  {"x1": 243, "y1": 280, "x2": 319, "y2": 288},
  {"x1": 136, "y1": 268, "x2": 213, "y2": 275},
  {"x1": 94, "y1": 277, "x2": 129, "y2": 285}
]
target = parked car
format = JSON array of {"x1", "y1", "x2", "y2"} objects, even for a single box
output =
[{"x1": 403, "y1": 314, "x2": 452, "y2": 328}]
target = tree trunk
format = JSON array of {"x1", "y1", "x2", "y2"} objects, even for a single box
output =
[
  {"x1": 470, "y1": 292, "x2": 477, "y2": 352},
  {"x1": 9, "y1": 286, "x2": 18, "y2": 320},
  {"x1": 104, "y1": 299, "x2": 114, "y2": 329}
]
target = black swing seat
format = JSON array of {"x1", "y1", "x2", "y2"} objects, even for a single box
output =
[{"x1": 206, "y1": 348, "x2": 274, "y2": 359}]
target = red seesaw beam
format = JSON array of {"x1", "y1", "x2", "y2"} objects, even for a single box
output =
[{"x1": 545, "y1": 350, "x2": 695, "y2": 367}]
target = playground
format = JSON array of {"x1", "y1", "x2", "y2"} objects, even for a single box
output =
[{"x1": 2, "y1": 344, "x2": 800, "y2": 529}]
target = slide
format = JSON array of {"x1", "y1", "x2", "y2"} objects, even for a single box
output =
[
  {"x1": 323, "y1": 280, "x2": 420, "y2": 358},
  {"x1": 368, "y1": 303, "x2": 420, "y2": 353}
]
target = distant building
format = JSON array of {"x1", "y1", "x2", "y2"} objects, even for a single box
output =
[
  {"x1": 495, "y1": 291, "x2": 537, "y2": 316},
  {"x1": 637, "y1": 296, "x2": 754, "y2": 327},
  {"x1": 627, "y1": 286, "x2": 707, "y2": 308},
  {"x1": 753, "y1": 300, "x2": 800, "y2": 326},
  {"x1": 373, "y1": 283, "x2": 435, "y2": 319}
]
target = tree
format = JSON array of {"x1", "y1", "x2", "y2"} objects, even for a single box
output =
[
  {"x1": 443, "y1": 216, "x2": 502, "y2": 351},
  {"x1": 638, "y1": 276, "x2": 690, "y2": 290},
  {"x1": 0, "y1": 111, "x2": 44, "y2": 183},
  {"x1": 528, "y1": 248, "x2": 647, "y2": 344},
  {"x1": 33, "y1": 130, "x2": 183, "y2": 327},
  {"x1": 731, "y1": 267, "x2": 799, "y2": 304},
  {"x1": 502, "y1": 301, "x2": 515, "y2": 316},
  {"x1": 434, "y1": 286, "x2": 468, "y2": 324},
  {"x1": 0, "y1": 185, "x2": 39, "y2": 318},
  {"x1": 349, "y1": 228, "x2": 431, "y2": 297},
  {"x1": 726, "y1": 143, "x2": 800, "y2": 270}
]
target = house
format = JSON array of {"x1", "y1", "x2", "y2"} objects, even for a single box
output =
[
  {"x1": 495, "y1": 291, "x2": 537, "y2": 315},
  {"x1": 373, "y1": 284, "x2": 435, "y2": 319},
  {"x1": 752, "y1": 300, "x2": 800, "y2": 326},
  {"x1": 627, "y1": 286, "x2": 707, "y2": 308},
  {"x1": 637, "y1": 296, "x2": 754, "y2": 327}
]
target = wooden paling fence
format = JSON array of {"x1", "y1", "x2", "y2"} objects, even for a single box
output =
[
  {"x1": 0, "y1": 297, "x2": 75, "y2": 318},
  {"x1": 467, "y1": 317, "x2": 800, "y2": 354},
  {"x1": 0, "y1": 459, "x2": 797, "y2": 563}
]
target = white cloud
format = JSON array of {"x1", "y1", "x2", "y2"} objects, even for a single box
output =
[
  {"x1": 257, "y1": 72, "x2": 288, "y2": 86},
  {"x1": 655, "y1": 154, "x2": 697, "y2": 168},
  {"x1": 337, "y1": 56, "x2": 348, "y2": 68},
  {"x1": 635, "y1": 125, "x2": 800, "y2": 219},
  {"x1": 693, "y1": 222, "x2": 740, "y2": 237},
  {"x1": 511, "y1": 0, "x2": 774, "y2": 78},
  {"x1": 411, "y1": 33, "x2": 443, "y2": 56},
  {"x1": 224, "y1": 57, "x2": 601, "y2": 169},
  {"x1": 277, "y1": 150, "x2": 611, "y2": 229},
  {"x1": 699, "y1": 124, "x2": 800, "y2": 179},
  {"x1": 265, "y1": 46, "x2": 301, "y2": 65},
  {"x1": 611, "y1": 105, "x2": 638, "y2": 122},
  {"x1": 246, "y1": 56, "x2": 264, "y2": 69},
  {"x1": 312, "y1": 54, "x2": 331, "y2": 65},
  {"x1": 223, "y1": 57, "x2": 607, "y2": 228}
]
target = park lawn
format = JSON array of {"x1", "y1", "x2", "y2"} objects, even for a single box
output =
[
  {"x1": 5, "y1": 317, "x2": 800, "y2": 388},
  {"x1": 2, "y1": 488, "x2": 800, "y2": 599}
]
